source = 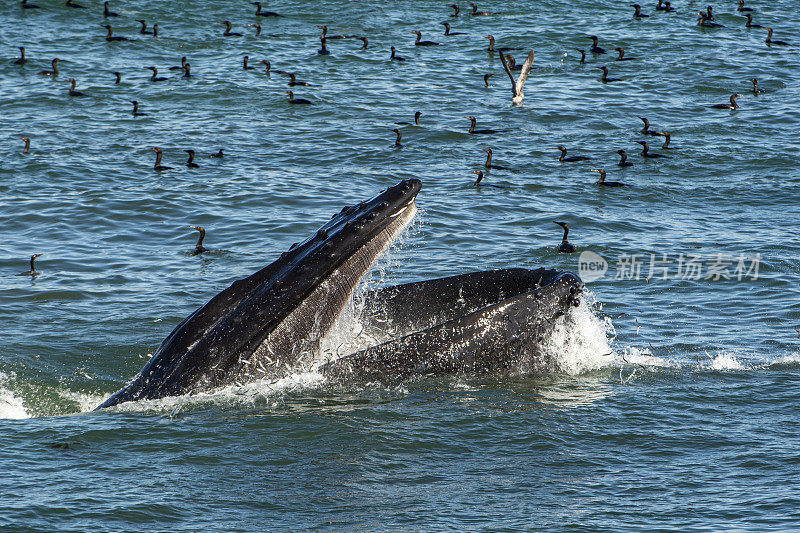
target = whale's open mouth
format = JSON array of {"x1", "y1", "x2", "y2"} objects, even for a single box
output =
[
  {"x1": 97, "y1": 179, "x2": 582, "y2": 410},
  {"x1": 245, "y1": 197, "x2": 419, "y2": 379}
]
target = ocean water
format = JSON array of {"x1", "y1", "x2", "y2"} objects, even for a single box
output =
[{"x1": 2, "y1": 0, "x2": 800, "y2": 530}]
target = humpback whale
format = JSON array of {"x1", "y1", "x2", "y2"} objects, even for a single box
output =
[{"x1": 97, "y1": 180, "x2": 582, "y2": 409}]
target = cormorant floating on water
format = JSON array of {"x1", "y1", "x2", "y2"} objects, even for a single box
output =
[
  {"x1": 469, "y1": 3, "x2": 500, "y2": 15},
  {"x1": 411, "y1": 30, "x2": 439, "y2": 46},
  {"x1": 710, "y1": 93, "x2": 741, "y2": 109},
  {"x1": 485, "y1": 35, "x2": 518, "y2": 52},
  {"x1": 131, "y1": 100, "x2": 147, "y2": 116},
  {"x1": 149, "y1": 147, "x2": 173, "y2": 171},
  {"x1": 189, "y1": 226, "x2": 208, "y2": 255},
  {"x1": 222, "y1": 21, "x2": 242, "y2": 37},
  {"x1": 483, "y1": 148, "x2": 508, "y2": 170},
  {"x1": 103, "y1": 1, "x2": 118, "y2": 17},
  {"x1": 765, "y1": 28, "x2": 789, "y2": 46},
  {"x1": 185, "y1": 150, "x2": 199, "y2": 168},
  {"x1": 588, "y1": 35, "x2": 606, "y2": 54},
  {"x1": 592, "y1": 169, "x2": 625, "y2": 187},
  {"x1": 395, "y1": 111, "x2": 421, "y2": 126},
  {"x1": 252, "y1": 2, "x2": 281, "y2": 17},
  {"x1": 169, "y1": 57, "x2": 188, "y2": 71},
  {"x1": 136, "y1": 20, "x2": 153, "y2": 34},
  {"x1": 441, "y1": 22, "x2": 466, "y2": 36},
  {"x1": 638, "y1": 116, "x2": 661, "y2": 136},
  {"x1": 37, "y1": 58, "x2": 60, "y2": 77},
  {"x1": 391, "y1": 128, "x2": 403, "y2": 148},
  {"x1": 13, "y1": 47, "x2": 26, "y2": 65},
  {"x1": 103, "y1": 25, "x2": 130, "y2": 41},
  {"x1": 554, "y1": 222, "x2": 576, "y2": 253},
  {"x1": 17, "y1": 254, "x2": 43, "y2": 276},
  {"x1": 285, "y1": 90, "x2": 312, "y2": 104},
  {"x1": 466, "y1": 116, "x2": 499, "y2": 134},
  {"x1": 636, "y1": 140, "x2": 667, "y2": 158},
  {"x1": 744, "y1": 14, "x2": 764, "y2": 29},
  {"x1": 556, "y1": 145, "x2": 590, "y2": 162},
  {"x1": 66, "y1": 78, "x2": 85, "y2": 96},
  {"x1": 598, "y1": 65, "x2": 620, "y2": 83},
  {"x1": 146, "y1": 66, "x2": 167, "y2": 82},
  {"x1": 615, "y1": 149, "x2": 633, "y2": 167}
]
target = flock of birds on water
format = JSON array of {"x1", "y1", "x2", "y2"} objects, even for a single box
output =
[{"x1": 8, "y1": 0, "x2": 792, "y2": 277}]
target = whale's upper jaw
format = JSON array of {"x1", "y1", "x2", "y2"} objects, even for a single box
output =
[
  {"x1": 271, "y1": 178, "x2": 421, "y2": 297},
  {"x1": 97, "y1": 179, "x2": 422, "y2": 408}
]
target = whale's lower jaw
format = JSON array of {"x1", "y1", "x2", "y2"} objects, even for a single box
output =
[{"x1": 322, "y1": 269, "x2": 583, "y2": 384}]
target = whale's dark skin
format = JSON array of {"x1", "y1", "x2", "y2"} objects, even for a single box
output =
[
  {"x1": 324, "y1": 268, "x2": 582, "y2": 383},
  {"x1": 97, "y1": 180, "x2": 582, "y2": 409}
]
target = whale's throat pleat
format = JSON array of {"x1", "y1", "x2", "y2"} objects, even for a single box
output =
[{"x1": 232, "y1": 202, "x2": 418, "y2": 383}]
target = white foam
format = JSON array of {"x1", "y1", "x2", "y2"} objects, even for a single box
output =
[
  {"x1": 0, "y1": 372, "x2": 30, "y2": 419},
  {"x1": 704, "y1": 351, "x2": 745, "y2": 371},
  {"x1": 319, "y1": 300, "x2": 375, "y2": 364},
  {"x1": 768, "y1": 352, "x2": 799, "y2": 365},
  {"x1": 542, "y1": 290, "x2": 618, "y2": 375},
  {"x1": 99, "y1": 369, "x2": 328, "y2": 414},
  {"x1": 770, "y1": 353, "x2": 800, "y2": 366}
]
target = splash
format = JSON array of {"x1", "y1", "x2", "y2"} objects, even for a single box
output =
[
  {"x1": 618, "y1": 345, "x2": 672, "y2": 368},
  {"x1": 694, "y1": 351, "x2": 746, "y2": 371},
  {"x1": 58, "y1": 388, "x2": 105, "y2": 413},
  {"x1": 540, "y1": 289, "x2": 618, "y2": 374},
  {"x1": 0, "y1": 372, "x2": 30, "y2": 420},
  {"x1": 360, "y1": 205, "x2": 424, "y2": 290},
  {"x1": 321, "y1": 208, "x2": 622, "y2": 380},
  {"x1": 318, "y1": 296, "x2": 377, "y2": 365},
  {"x1": 771, "y1": 353, "x2": 800, "y2": 367},
  {"x1": 103, "y1": 370, "x2": 327, "y2": 415}
]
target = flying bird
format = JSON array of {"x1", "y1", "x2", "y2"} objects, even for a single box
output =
[{"x1": 499, "y1": 49, "x2": 534, "y2": 103}]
